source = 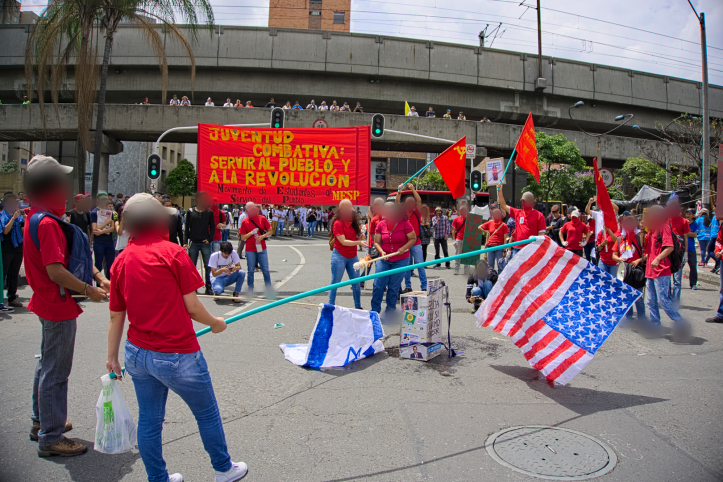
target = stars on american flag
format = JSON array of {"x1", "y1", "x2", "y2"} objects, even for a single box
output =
[{"x1": 542, "y1": 263, "x2": 641, "y2": 354}]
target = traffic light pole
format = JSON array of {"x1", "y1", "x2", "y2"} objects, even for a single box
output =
[{"x1": 153, "y1": 123, "x2": 267, "y2": 153}]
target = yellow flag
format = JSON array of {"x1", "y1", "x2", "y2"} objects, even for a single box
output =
[{"x1": 404, "y1": 101, "x2": 410, "y2": 116}]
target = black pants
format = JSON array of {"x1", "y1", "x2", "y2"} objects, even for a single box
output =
[
  {"x1": 3, "y1": 248, "x2": 23, "y2": 301},
  {"x1": 687, "y1": 250, "x2": 698, "y2": 287},
  {"x1": 570, "y1": 249, "x2": 583, "y2": 257},
  {"x1": 434, "y1": 238, "x2": 450, "y2": 267},
  {"x1": 421, "y1": 243, "x2": 429, "y2": 261}
]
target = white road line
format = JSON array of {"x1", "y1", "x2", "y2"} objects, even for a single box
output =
[
  {"x1": 267, "y1": 244, "x2": 328, "y2": 247},
  {"x1": 223, "y1": 246, "x2": 306, "y2": 316}
]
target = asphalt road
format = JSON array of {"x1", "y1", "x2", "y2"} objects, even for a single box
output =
[{"x1": 1, "y1": 233, "x2": 722, "y2": 482}]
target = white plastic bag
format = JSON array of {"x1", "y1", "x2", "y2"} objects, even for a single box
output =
[{"x1": 94, "y1": 374, "x2": 137, "y2": 454}]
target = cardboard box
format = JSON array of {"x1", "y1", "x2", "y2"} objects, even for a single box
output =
[
  {"x1": 399, "y1": 282, "x2": 445, "y2": 361},
  {"x1": 399, "y1": 343, "x2": 443, "y2": 361}
]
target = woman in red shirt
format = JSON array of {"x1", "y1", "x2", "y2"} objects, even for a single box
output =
[
  {"x1": 596, "y1": 226, "x2": 619, "y2": 276},
  {"x1": 371, "y1": 202, "x2": 416, "y2": 318},
  {"x1": 478, "y1": 208, "x2": 509, "y2": 272},
  {"x1": 328, "y1": 199, "x2": 368, "y2": 309}
]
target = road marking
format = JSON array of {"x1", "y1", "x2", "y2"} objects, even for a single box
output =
[
  {"x1": 223, "y1": 246, "x2": 306, "y2": 316},
  {"x1": 267, "y1": 244, "x2": 328, "y2": 247}
]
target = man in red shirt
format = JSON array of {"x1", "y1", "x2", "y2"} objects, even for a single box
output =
[
  {"x1": 559, "y1": 210, "x2": 590, "y2": 256},
  {"x1": 497, "y1": 187, "x2": 546, "y2": 259},
  {"x1": 479, "y1": 208, "x2": 509, "y2": 272},
  {"x1": 666, "y1": 196, "x2": 691, "y2": 305},
  {"x1": 396, "y1": 183, "x2": 427, "y2": 292},
  {"x1": 23, "y1": 156, "x2": 109, "y2": 457},
  {"x1": 644, "y1": 205, "x2": 689, "y2": 338},
  {"x1": 105, "y1": 193, "x2": 247, "y2": 482},
  {"x1": 451, "y1": 204, "x2": 469, "y2": 275},
  {"x1": 239, "y1": 202, "x2": 273, "y2": 294}
]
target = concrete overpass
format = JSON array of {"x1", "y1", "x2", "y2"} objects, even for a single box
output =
[
  {"x1": 0, "y1": 104, "x2": 678, "y2": 168},
  {"x1": 0, "y1": 24, "x2": 720, "y2": 148}
]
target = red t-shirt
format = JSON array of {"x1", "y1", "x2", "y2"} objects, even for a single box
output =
[
  {"x1": 375, "y1": 219, "x2": 413, "y2": 261},
  {"x1": 645, "y1": 224, "x2": 673, "y2": 278},
  {"x1": 23, "y1": 208, "x2": 83, "y2": 321},
  {"x1": 715, "y1": 229, "x2": 723, "y2": 257},
  {"x1": 368, "y1": 214, "x2": 382, "y2": 246},
  {"x1": 669, "y1": 216, "x2": 691, "y2": 237},
  {"x1": 239, "y1": 216, "x2": 271, "y2": 252},
  {"x1": 109, "y1": 233, "x2": 204, "y2": 353},
  {"x1": 509, "y1": 207, "x2": 546, "y2": 242},
  {"x1": 332, "y1": 219, "x2": 359, "y2": 258},
  {"x1": 560, "y1": 221, "x2": 590, "y2": 250},
  {"x1": 481, "y1": 220, "x2": 509, "y2": 246},
  {"x1": 452, "y1": 215, "x2": 466, "y2": 240},
  {"x1": 596, "y1": 229, "x2": 619, "y2": 266},
  {"x1": 406, "y1": 208, "x2": 422, "y2": 245},
  {"x1": 613, "y1": 234, "x2": 642, "y2": 263},
  {"x1": 212, "y1": 210, "x2": 225, "y2": 242},
  {"x1": 586, "y1": 218, "x2": 596, "y2": 244}
]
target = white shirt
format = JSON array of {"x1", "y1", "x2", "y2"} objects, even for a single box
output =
[
  {"x1": 306, "y1": 103, "x2": 317, "y2": 110},
  {"x1": 271, "y1": 209, "x2": 280, "y2": 221},
  {"x1": 287, "y1": 209, "x2": 295, "y2": 221},
  {"x1": 407, "y1": 111, "x2": 419, "y2": 116},
  {"x1": 298, "y1": 207, "x2": 307, "y2": 224},
  {"x1": 240, "y1": 212, "x2": 248, "y2": 222},
  {"x1": 169, "y1": 99, "x2": 179, "y2": 105},
  {"x1": 318, "y1": 105, "x2": 329, "y2": 111},
  {"x1": 261, "y1": 208, "x2": 269, "y2": 218},
  {"x1": 205, "y1": 101, "x2": 214, "y2": 106},
  {"x1": 589, "y1": 210, "x2": 604, "y2": 239},
  {"x1": 223, "y1": 102, "x2": 233, "y2": 107},
  {"x1": 208, "y1": 251, "x2": 242, "y2": 282}
]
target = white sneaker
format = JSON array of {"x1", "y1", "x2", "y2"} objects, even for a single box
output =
[
  {"x1": 169, "y1": 474, "x2": 183, "y2": 482},
  {"x1": 215, "y1": 462, "x2": 248, "y2": 482}
]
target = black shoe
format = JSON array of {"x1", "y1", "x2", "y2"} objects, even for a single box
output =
[
  {"x1": 204, "y1": 287, "x2": 213, "y2": 296},
  {"x1": 445, "y1": 265, "x2": 451, "y2": 269},
  {"x1": 401, "y1": 288, "x2": 413, "y2": 294},
  {"x1": 705, "y1": 316, "x2": 723, "y2": 323}
]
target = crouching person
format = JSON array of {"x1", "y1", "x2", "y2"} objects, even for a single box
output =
[
  {"x1": 209, "y1": 241, "x2": 246, "y2": 302},
  {"x1": 466, "y1": 260, "x2": 498, "y2": 313},
  {"x1": 105, "y1": 193, "x2": 247, "y2": 482}
]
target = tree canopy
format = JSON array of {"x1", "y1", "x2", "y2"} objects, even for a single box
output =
[
  {"x1": 416, "y1": 169, "x2": 448, "y2": 191},
  {"x1": 164, "y1": 159, "x2": 196, "y2": 203}
]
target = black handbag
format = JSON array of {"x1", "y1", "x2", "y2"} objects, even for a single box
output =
[{"x1": 622, "y1": 234, "x2": 646, "y2": 290}]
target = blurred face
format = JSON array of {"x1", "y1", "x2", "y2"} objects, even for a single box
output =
[
  {"x1": 667, "y1": 200, "x2": 681, "y2": 217},
  {"x1": 404, "y1": 197, "x2": 416, "y2": 213},
  {"x1": 646, "y1": 206, "x2": 664, "y2": 230},
  {"x1": 4, "y1": 197, "x2": 17, "y2": 212},
  {"x1": 459, "y1": 206, "x2": 468, "y2": 218},
  {"x1": 622, "y1": 216, "x2": 638, "y2": 233},
  {"x1": 491, "y1": 208, "x2": 503, "y2": 221},
  {"x1": 475, "y1": 263, "x2": 489, "y2": 279},
  {"x1": 196, "y1": 194, "x2": 210, "y2": 210},
  {"x1": 421, "y1": 206, "x2": 429, "y2": 217},
  {"x1": 338, "y1": 200, "x2": 353, "y2": 221},
  {"x1": 521, "y1": 193, "x2": 535, "y2": 209},
  {"x1": 246, "y1": 204, "x2": 259, "y2": 218}
]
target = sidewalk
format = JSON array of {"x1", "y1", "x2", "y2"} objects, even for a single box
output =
[{"x1": 683, "y1": 260, "x2": 720, "y2": 286}]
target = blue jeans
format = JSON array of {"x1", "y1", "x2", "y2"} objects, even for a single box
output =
[
  {"x1": 717, "y1": 267, "x2": 723, "y2": 319},
  {"x1": 403, "y1": 244, "x2": 427, "y2": 291},
  {"x1": 32, "y1": 317, "x2": 76, "y2": 446},
  {"x1": 598, "y1": 260, "x2": 618, "y2": 276},
  {"x1": 188, "y1": 241, "x2": 212, "y2": 289},
  {"x1": 646, "y1": 276, "x2": 686, "y2": 326},
  {"x1": 510, "y1": 247, "x2": 522, "y2": 259},
  {"x1": 124, "y1": 341, "x2": 232, "y2": 482},
  {"x1": 308, "y1": 221, "x2": 316, "y2": 237},
  {"x1": 670, "y1": 262, "x2": 683, "y2": 305},
  {"x1": 471, "y1": 281, "x2": 493, "y2": 300},
  {"x1": 276, "y1": 221, "x2": 285, "y2": 236},
  {"x1": 584, "y1": 243, "x2": 594, "y2": 263},
  {"x1": 211, "y1": 241, "x2": 221, "y2": 253},
  {"x1": 93, "y1": 239, "x2": 116, "y2": 281},
  {"x1": 211, "y1": 270, "x2": 246, "y2": 295},
  {"x1": 221, "y1": 229, "x2": 230, "y2": 242},
  {"x1": 487, "y1": 248, "x2": 506, "y2": 272},
  {"x1": 626, "y1": 294, "x2": 647, "y2": 320},
  {"x1": 371, "y1": 258, "x2": 408, "y2": 316},
  {"x1": 245, "y1": 249, "x2": 271, "y2": 292},
  {"x1": 328, "y1": 249, "x2": 361, "y2": 309},
  {"x1": 699, "y1": 239, "x2": 709, "y2": 261}
]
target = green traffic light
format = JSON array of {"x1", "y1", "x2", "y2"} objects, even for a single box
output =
[
  {"x1": 375, "y1": 128, "x2": 381, "y2": 134},
  {"x1": 274, "y1": 123, "x2": 280, "y2": 127},
  {"x1": 151, "y1": 169, "x2": 157, "y2": 176}
]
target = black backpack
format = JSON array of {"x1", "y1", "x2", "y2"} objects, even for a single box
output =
[{"x1": 657, "y1": 221, "x2": 684, "y2": 274}]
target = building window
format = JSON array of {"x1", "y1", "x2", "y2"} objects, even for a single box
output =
[
  {"x1": 1, "y1": 154, "x2": 5, "y2": 162},
  {"x1": 310, "y1": 0, "x2": 322, "y2": 3},
  {"x1": 390, "y1": 158, "x2": 425, "y2": 176},
  {"x1": 162, "y1": 146, "x2": 167, "y2": 161},
  {"x1": 309, "y1": 10, "x2": 320, "y2": 16},
  {"x1": 333, "y1": 11, "x2": 345, "y2": 24}
]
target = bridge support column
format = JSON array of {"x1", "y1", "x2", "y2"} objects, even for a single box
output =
[{"x1": 87, "y1": 133, "x2": 123, "y2": 194}]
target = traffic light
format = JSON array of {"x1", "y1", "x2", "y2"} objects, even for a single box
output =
[
  {"x1": 470, "y1": 170, "x2": 482, "y2": 192},
  {"x1": 270, "y1": 107, "x2": 284, "y2": 128},
  {"x1": 147, "y1": 153, "x2": 161, "y2": 180},
  {"x1": 371, "y1": 113, "x2": 385, "y2": 138}
]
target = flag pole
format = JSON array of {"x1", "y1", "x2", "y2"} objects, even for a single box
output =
[
  {"x1": 110, "y1": 236, "x2": 541, "y2": 379},
  {"x1": 498, "y1": 147, "x2": 517, "y2": 185}
]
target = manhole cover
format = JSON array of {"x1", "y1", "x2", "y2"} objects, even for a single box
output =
[{"x1": 485, "y1": 426, "x2": 617, "y2": 480}]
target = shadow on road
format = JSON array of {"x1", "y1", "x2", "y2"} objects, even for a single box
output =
[
  {"x1": 490, "y1": 365, "x2": 668, "y2": 416},
  {"x1": 43, "y1": 438, "x2": 141, "y2": 482}
]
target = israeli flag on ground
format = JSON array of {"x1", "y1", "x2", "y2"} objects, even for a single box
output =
[{"x1": 280, "y1": 304, "x2": 385, "y2": 368}]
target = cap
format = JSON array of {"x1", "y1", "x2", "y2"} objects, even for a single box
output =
[
  {"x1": 27, "y1": 155, "x2": 73, "y2": 174},
  {"x1": 96, "y1": 190, "x2": 109, "y2": 199},
  {"x1": 435, "y1": 206, "x2": 442, "y2": 211},
  {"x1": 571, "y1": 210, "x2": 580, "y2": 218},
  {"x1": 123, "y1": 193, "x2": 176, "y2": 218},
  {"x1": 622, "y1": 210, "x2": 631, "y2": 215},
  {"x1": 74, "y1": 193, "x2": 86, "y2": 201}
]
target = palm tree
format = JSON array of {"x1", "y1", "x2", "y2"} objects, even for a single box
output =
[
  {"x1": 25, "y1": 0, "x2": 213, "y2": 198},
  {"x1": 90, "y1": 0, "x2": 213, "y2": 198}
]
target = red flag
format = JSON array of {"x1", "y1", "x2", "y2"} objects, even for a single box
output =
[
  {"x1": 593, "y1": 158, "x2": 618, "y2": 233},
  {"x1": 515, "y1": 113, "x2": 540, "y2": 182},
  {"x1": 434, "y1": 136, "x2": 467, "y2": 199}
]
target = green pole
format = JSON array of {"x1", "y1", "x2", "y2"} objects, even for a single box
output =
[{"x1": 498, "y1": 146, "x2": 517, "y2": 185}]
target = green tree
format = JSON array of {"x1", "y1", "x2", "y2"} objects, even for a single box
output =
[
  {"x1": 416, "y1": 169, "x2": 448, "y2": 191},
  {"x1": 618, "y1": 157, "x2": 669, "y2": 191},
  {"x1": 164, "y1": 159, "x2": 196, "y2": 207},
  {"x1": 0, "y1": 161, "x2": 18, "y2": 173},
  {"x1": 525, "y1": 132, "x2": 587, "y2": 203}
]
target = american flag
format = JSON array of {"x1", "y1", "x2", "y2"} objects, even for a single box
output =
[{"x1": 476, "y1": 237, "x2": 641, "y2": 385}]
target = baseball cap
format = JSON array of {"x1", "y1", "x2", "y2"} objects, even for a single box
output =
[
  {"x1": 27, "y1": 155, "x2": 73, "y2": 174},
  {"x1": 74, "y1": 193, "x2": 87, "y2": 201},
  {"x1": 571, "y1": 210, "x2": 580, "y2": 218},
  {"x1": 123, "y1": 193, "x2": 176, "y2": 218},
  {"x1": 96, "y1": 190, "x2": 109, "y2": 199},
  {"x1": 622, "y1": 210, "x2": 631, "y2": 216}
]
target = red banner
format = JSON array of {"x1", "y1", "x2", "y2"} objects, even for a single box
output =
[{"x1": 197, "y1": 124, "x2": 371, "y2": 205}]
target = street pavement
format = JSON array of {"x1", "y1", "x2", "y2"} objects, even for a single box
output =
[{"x1": 1, "y1": 233, "x2": 722, "y2": 482}]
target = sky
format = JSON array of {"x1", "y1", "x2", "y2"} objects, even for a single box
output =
[{"x1": 18, "y1": 0, "x2": 723, "y2": 85}]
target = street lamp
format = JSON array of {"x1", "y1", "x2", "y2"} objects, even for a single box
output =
[
  {"x1": 633, "y1": 125, "x2": 675, "y2": 190},
  {"x1": 568, "y1": 101, "x2": 634, "y2": 166}
]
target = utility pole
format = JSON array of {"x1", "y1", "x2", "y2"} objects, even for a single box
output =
[
  {"x1": 689, "y1": 1, "x2": 710, "y2": 208},
  {"x1": 537, "y1": 0, "x2": 543, "y2": 80}
]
